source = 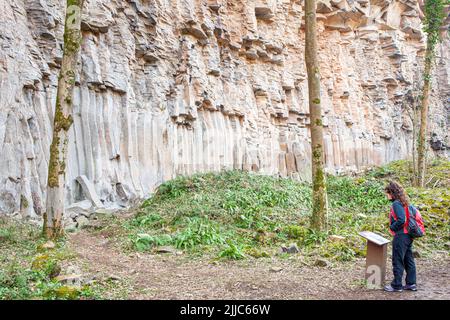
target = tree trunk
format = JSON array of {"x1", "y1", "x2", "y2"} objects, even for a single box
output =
[
  {"x1": 43, "y1": 0, "x2": 84, "y2": 238},
  {"x1": 412, "y1": 101, "x2": 418, "y2": 186},
  {"x1": 305, "y1": 0, "x2": 327, "y2": 231},
  {"x1": 416, "y1": 42, "x2": 432, "y2": 188}
]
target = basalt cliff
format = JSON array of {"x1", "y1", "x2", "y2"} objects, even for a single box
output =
[{"x1": 0, "y1": 0, "x2": 449, "y2": 220}]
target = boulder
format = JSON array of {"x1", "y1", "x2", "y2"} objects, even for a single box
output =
[
  {"x1": 66, "y1": 200, "x2": 93, "y2": 218},
  {"x1": 54, "y1": 274, "x2": 83, "y2": 287},
  {"x1": 314, "y1": 258, "x2": 331, "y2": 267},
  {"x1": 75, "y1": 176, "x2": 104, "y2": 209},
  {"x1": 107, "y1": 275, "x2": 122, "y2": 282},
  {"x1": 76, "y1": 216, "x2": 90, "y2": 229},
  {"x1": 155, "y1": 246, "x2": 177, "y2": 254},
  {"x1": 281, "y1": 243, "x2": 300, "y2": 254},
  {"x1": 41, "y1": 241, "x2": 56, "y2": 250},
  {"x1": 64, "y1": 220, "x2": 78, "y2": 233}
]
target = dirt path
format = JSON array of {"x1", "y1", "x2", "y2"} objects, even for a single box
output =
[{"x1": 68, "y1": 230, "x2": 450, "y2": 300}]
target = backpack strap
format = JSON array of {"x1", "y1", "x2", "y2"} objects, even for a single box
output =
[
  {"x1": 404, "y1": 205, "x2": 409, "y2": 234},
  {"x1": 389, "y1": 208, "x2": 396, "y2": 236},
  {"x1": 390, "y1": 207, "x2": 396, "y2": 219},
  {"x1": 390, "y1": 205, "x2": 408, "y2": 234}
]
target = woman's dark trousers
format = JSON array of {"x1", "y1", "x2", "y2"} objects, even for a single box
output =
[{"x1": 391, "y1": 233, "x2": 416, "y2": 289}]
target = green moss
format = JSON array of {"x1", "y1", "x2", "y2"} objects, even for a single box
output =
[
  {"x1": 312, "y1": 98, "x2": 321, "y2": 105},
  {"x1": 54, "y1": 103, "x2": 73, "y2": 132},
  {"x1": 63, "y1": 16, "x2": 83, "y2": 55},
  {"x1": 313, "y1": 167, "x2": 325, "y2": 191},
  {"x1": 47, "y1": 96, "x2": 73, "y2": 189},
  {"x1": 312, "y1": 144, "x2": 322, "y2": 161},
  {"x1": 31, "y1": 254, "x2": 61, "y2": 279},
  {"x1": 65, "y1": 70, "x2": 76, "y2": 87},
  {"x1": 245, "y1": 247, "x2": 270, "y2": 258},
  {"x1": 47, "y1": 135, "x2": 60, "y2": 188},
  {"x1": 67, "y1": 0, "x2": 83, "y2": 6},
  {"x1": 20, "y1": 195, "x2": 29, "y2": 209},
  {"x1": 315, "y1": 118, "x2": 322, "y2": 126},
  {"x1": 63, "y1": 0, "x2": 84, "y2": 55},
  {"x1": 59, "y1": 158, "x2": 66, "y2": 175},
  {"x1": 51, "y1": 286, "x2": 80, "y2": 299},
  {"x1": 31, "y1": 254, "x2": 49, "y2": 268},
  {"x1": 283, "y1": 225, "x2": 308, "y2": 239}
]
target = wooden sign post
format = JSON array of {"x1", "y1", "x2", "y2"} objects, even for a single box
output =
[{"x1": 359, "y1": 231, "x2": 390, "y2": 288}]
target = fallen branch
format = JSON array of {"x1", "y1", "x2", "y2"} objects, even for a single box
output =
[
  {"x1": 432, "y1": 179, "x2": 441, "y2": 188},
  {"x1": 425, "y1": 175, "x2": 435, "y2": 188}
]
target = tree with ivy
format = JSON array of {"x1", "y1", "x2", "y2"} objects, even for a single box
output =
[
  {"x1": 305, "y1": 0, "x2": 328, "y2": 230},
  {"x1": 416, "y1": 0, "x2": 448, "y2": 187},
  {"x1": 44, "y1": 0, "x2": 85, "y2": 238}
]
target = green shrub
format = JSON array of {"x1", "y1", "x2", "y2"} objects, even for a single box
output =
[
  {"x1": 0, "y1": 227, "x2": 14, "y2": 243},
  {"x1": 132, "y1": 233, "x2": 173, "y2": 251},
  {"x1": 218, "y1": 241, "x2": 246, "y2": 260},
  {"x1": 321, "y1": 241, "x2": 361, "y2": 262},
  {"x1": 0, "y1": 264, "x2": 33, "y2": 299},
  {"x1": 301, "y1": 228, "x2": 329, "y2": 247},
  {"x1": 283, "y1": 225, "x2": 308, "y2": 240},
  {"x1": 130, "y1": 213, "x2": 163, "y2": 227},
  {"x1": 174, "y1": 217, "x2": 225, "y2": 249},
  {"x1": 245, "y1": 247, "x2": 270, "y2": 258}
]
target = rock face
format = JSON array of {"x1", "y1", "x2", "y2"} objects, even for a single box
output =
[{"x1": 0, "y1": 0, "x2": 448, "y2": 219}]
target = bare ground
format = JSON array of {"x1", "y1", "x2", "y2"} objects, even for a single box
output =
[{"x1": 68, "y1": 230, "x2": 450, "y2": 300}]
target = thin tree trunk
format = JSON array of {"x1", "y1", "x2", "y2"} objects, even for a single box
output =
[
  {"x1": 44, "y1": 0, "x2": 84, "y2": 238},
  {"x1": 412, "y1": 102, "x2": 418, "y2": 186},
  {"x1": 417, "y1": 42, "x2": 433, "y2": 188},
  {"x1": 305, "y1": 0, "x2": 327, "y2": 231}
]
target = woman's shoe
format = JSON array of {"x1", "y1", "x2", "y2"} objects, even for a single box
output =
[
  {"x1": 403, "y1": 284, "x2": 417, "y2": 291},
  {"x1": 384, "y1": 285, "x2": 403, "y2": 292}
]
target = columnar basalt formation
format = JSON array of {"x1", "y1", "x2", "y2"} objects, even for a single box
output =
[{"x1": 0, "y1": 0, "x2": 448, "y2": 219}]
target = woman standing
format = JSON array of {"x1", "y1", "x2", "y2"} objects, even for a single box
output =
[{"x1": 383, "y1": 181, "x2": 417, "y2": 292}]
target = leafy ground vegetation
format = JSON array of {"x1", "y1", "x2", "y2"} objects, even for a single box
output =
[
  {"x1": 1, "y1": 159, "x2": 448, "y2": 300},
  {"x1": 125, "y1": 159, "x2": 449, "y2": 262},
  {"x1": 0, "y1": 219, "x2": 88, "y2": 299},
  {"x1": 0, "y1": 219, "x2": 122, "y2": 299}
]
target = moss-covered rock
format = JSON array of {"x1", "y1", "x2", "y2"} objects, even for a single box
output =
[
  {"x1": 31, "y1": 254, "x2": 61, "y2": 279},
  {"x1": 44, "y1": 285, "x2": 81, "y2": 300}
]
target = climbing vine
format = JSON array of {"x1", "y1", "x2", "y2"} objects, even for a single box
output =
[
  {"x1": 423, "y1": 0, "x2": 447, "y2": 51},
  {"x1": 416, "y1": 0, "x2": 448, "y2": 187}
]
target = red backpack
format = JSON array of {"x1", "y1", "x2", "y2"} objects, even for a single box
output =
[
  {"x1": 390, "y1": 205, "x2": 425, "y2": 238},
  {"x1": 406, "y1": 206, "x2": 425, "y2": 238}
]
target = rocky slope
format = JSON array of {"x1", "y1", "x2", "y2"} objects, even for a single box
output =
[{"x1": 0, "y1": 0, "x2": 448, "y2": 220}]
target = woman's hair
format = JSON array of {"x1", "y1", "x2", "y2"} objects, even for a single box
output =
[{"x1": 384, "y1": 181, "x2": 409, "y2": 207}]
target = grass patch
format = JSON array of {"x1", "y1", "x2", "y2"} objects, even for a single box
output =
[
  {"x1": 126, "y1": 171, "x2": 312, "y2": 258},
  {"x1": 365, "y1": 158, "x2": 450, "y2": 188},
  {"x1": 0, "y1": 219, "x2": 105, "y2": 300},
  {"x1": 123, "y1": 160, "x2": 449, "y2": 262}
]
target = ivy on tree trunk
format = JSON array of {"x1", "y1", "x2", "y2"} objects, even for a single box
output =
[{"x1": 416, "y1": 0, "x2": 447, "y2": 187}]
